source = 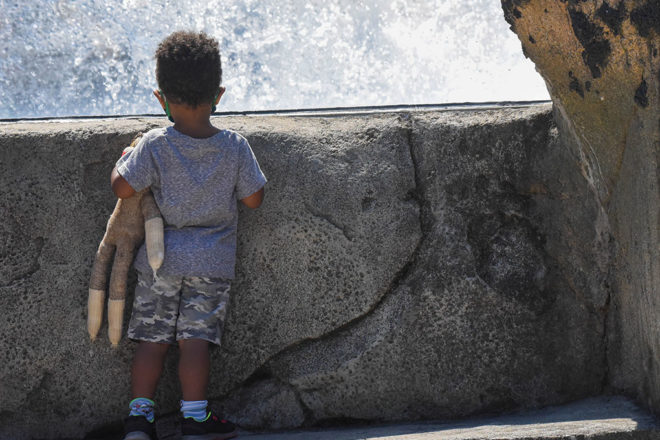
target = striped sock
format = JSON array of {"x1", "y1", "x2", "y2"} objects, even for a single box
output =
[
  {"x1": 180, "y1": 399, "x2": 209, "y2": 422},
  {"x1": 128, "y1": 397, "x2": 155, "y2": 423}
]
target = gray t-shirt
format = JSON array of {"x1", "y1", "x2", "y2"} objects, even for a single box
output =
[{"x1": 116, "y1": 126, "x2": 266, "y2": 279}]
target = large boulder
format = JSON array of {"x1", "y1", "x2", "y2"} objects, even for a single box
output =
[
  {"x1": 502, "y1": 0, "x2": 659, "y2": 413},
  {"x1": 217, "y1": 107, "x2": 609, "y2": 428}
]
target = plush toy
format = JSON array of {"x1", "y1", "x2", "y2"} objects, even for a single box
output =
[{"x1": 88, "y1": 134, "x2": 164, "y2": 346}]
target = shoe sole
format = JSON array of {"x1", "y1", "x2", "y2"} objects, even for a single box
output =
[
  {"x1": 123, "y1": 432, "x2": 152, "y2": 440},
  {"x1": 181, "y1": 429, "x2": 238, "y2": 440}
]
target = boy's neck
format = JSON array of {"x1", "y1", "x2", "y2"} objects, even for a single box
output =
[
  {"x1": 169, "y1": 102, "x2": 221, "y2": 139},
  {"x1": 173, "y1": 120, "x2": 220, "y2": 139}
]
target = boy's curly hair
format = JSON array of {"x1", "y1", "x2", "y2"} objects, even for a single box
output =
[{"x1": 155, "y1": 31, "x2": 222, "y2": 107}]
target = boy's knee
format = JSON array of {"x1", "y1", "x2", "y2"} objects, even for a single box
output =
[
  {"x1": 178, "y1": 338, "x2": 209, "y2": 352},
  {"x1": 135, "y1": 341, "x2": 171, "y2": 359}
]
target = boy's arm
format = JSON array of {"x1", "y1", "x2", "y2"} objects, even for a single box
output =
[
  {"x1": 240, "y1": 187, "x2": 264, "y2": 209},
  {"x1": 111, "y1": 166, "x2": 136, "y2": 199}
]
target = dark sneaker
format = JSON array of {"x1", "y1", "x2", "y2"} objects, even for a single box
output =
[
  {"x1": 181, "y1": 412, "x2": 238, "y2": 440},
  {"x1": 123, "y1": 415, "x2": 156, "y2": 440}
]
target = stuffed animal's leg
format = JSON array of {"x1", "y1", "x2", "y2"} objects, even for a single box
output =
[
  {"x1": 141, "y1": 191, "x2": 164, "y2": 273},
  {"x1": 107, "y1": 242, "x2": 135, "y2": 346},
  {"x1": 88, "y1": 241, "x2": 115, "y2": 340}
]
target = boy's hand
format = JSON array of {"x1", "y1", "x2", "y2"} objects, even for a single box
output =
[{"x1": 240, "y1": 187, "x2": 264, "y2": 209}]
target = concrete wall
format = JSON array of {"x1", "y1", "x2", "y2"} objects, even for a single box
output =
[{"x1": 0, "y1": 105, "x2": 612, "y2": 439}]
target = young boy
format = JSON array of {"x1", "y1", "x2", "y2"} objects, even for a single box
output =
[{"x1": 112, "y1": 31, "x2": 266, "y2": 440}]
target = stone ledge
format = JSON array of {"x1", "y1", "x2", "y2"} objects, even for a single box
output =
[
  {"x1": 145, "y1": 396, "x2": 658, "y2": 440},
  {"x1": 0, "y1": 105, "x2": 621, "y2": 439}
]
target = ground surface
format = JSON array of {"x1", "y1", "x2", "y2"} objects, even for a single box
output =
[{"x1": 145, "y1": 396, "x2": 660, "y2": 440}]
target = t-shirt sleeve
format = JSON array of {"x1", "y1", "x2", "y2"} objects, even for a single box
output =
[
  {"x1": 236, "y1": 138, "x2": 267, "y2": 200},
  {"x1": 115, "y1": 135, "x2": 157, "y2": 192}
]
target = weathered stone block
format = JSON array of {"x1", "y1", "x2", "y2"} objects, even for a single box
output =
[{"x1": 243, "y1": 107, "x2": 608, "y2": 426}]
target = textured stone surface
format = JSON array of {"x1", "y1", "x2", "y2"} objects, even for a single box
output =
[
  {"x1": 0, "y1": 106, "x2": 613, "y2": 438},
  {"x1": 501, "y1": 0, "x2": 660, "y2": 414},
  {"x1": 213, "y1": 115, "x2": 421, "y2": 398},
  {"x1": 252, "y1": 107, "x2": 609, "y2": 425}
]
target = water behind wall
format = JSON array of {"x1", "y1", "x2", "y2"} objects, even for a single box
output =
[{"x1": 0, "y1": 0, "x2": 549, "y2": 119}]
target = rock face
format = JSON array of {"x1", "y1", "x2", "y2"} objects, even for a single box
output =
[
  {"x1": 501, "y1": 0, "x2": 659, "y2": 413},
  {"x1": 0, "y1": 106, "x2": 610, "y2": 439}
]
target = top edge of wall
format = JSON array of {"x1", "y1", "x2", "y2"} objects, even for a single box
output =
[{"x1": 0, "y1": 101, "x2": 552, "y2": 124}]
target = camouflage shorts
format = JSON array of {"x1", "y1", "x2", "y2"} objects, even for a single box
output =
[{"x1": 127, "y1": 270, "x2": 232, "y2": 346}]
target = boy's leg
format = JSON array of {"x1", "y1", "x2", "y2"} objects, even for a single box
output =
[
  {"x1": 178, "y1": 338, "x2": 236, "y2": 439},
  {"x1": 176, "y1": 276, "x2": 232, "y2": 402},
  {"x1": 178, "y1": 338, "x2": 209, "y2": 401},
  {"x1": 124, "y1": 270, "x2": 182, "y2": 439},
  {"x1": 176, "y1": 277, "x2": 237, "y2": 439},
  {"x1": 123, "y1": 342, "x2": 168, "y2": 440},
  {"x1": 128, "y1": 269, "x2": 183, "y2": 399},
  {"x1": 132, "y1": 341, "x2": 170, "y2": 399}
]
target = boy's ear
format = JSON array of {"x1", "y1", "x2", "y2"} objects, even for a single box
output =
[
  {"x1": 153, "y1": 90, "x2": 166, "y2": 110},
  {"x1": 215, "y1": 87, "x2": 226, "y2": 105}
]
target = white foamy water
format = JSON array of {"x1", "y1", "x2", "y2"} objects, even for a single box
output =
[{"x1": 0, "y1": 0, "x2": 549, "y2": 119}]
